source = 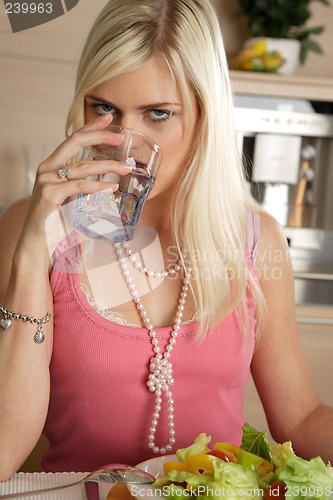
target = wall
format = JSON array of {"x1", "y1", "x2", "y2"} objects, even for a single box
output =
[{"x1": 0, "y1": 0, "x2": 109, "y2": 208}]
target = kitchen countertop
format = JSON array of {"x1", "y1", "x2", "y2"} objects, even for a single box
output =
[{"x1": 296, "y1": 305, "x2": 333, "y2": 325}]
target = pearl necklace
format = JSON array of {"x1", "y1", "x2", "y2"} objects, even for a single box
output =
[
  {"x1": 122, "y1": 241, "x2": 182, "y2": 278},
  {"x1": 114, "y1": 242, "x2": 191, "y2": 454}
]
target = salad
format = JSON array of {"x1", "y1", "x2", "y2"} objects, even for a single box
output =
[{"x1": 153, "y1": 424, "x2": 333, "y2": 500}]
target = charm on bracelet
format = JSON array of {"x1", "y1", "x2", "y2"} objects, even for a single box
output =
[{"x1": 0, "y1": 301, "x2": 52, "y2": 343}]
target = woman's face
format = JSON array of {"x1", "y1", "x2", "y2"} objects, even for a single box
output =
[{"x1": 84, "y1": 57, "x2": 199, "y2": 199}]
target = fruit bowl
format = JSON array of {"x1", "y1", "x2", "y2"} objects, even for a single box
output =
[{"x1": 229, "y1": 39, "x2": 285, "y2": 72}]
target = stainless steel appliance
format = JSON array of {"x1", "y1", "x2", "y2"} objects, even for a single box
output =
[{"x1": 234, "y1": 95, "x2": 333, "y2": 307}]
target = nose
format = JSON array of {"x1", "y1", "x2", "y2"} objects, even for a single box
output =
[{"x1": 112, "y1": 113, "x2": 138, "y2": 132}]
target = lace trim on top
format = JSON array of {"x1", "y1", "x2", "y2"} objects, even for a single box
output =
[{"x1": 80, "y1": 283, "x2": 198, "y2": 328}]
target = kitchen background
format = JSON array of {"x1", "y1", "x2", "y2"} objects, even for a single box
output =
[{"x1": 0, "y1": 0, "x2": 332, "y2": 470}]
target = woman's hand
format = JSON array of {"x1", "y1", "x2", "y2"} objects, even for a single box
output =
[{"x1": 17, "y1": 113, "x2": 131, "y2": 255}]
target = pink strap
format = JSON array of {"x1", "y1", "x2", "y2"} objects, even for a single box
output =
[{"x1": 246, "y1": 212, "x2": 260, "y2": 265}]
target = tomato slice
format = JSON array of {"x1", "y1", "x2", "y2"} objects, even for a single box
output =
[
  {"x1": 213, "y1": 443, "x2": 238, "y2": 463},
  {"x1": 265, "y1": 481, "x2": 287, "y2": 500},
  {"x1": 207, "y1": 450, "x2": 230, "y2": 462}
]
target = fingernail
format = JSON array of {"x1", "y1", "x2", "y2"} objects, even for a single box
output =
[{"x1": 101, "y1": 113, "x2": 113, "y2": 120}]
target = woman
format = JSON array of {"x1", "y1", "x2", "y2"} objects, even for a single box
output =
[{"x1": 0, "y1": 0, "x2": 332, "y2": 479}]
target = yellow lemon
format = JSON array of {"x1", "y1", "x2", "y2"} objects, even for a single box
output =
[{"x1": 251, "y1": 40, "x2": 267, "y2": 56}]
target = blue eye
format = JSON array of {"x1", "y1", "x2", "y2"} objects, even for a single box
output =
[
  {"x1": 148, "y1": 109, "x2": 171, "y2": 122},
  {"x1": 91, "y1": 103, "x2": 116, "y2": 115}
]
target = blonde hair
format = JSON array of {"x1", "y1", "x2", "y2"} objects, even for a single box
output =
[{"x1": 66, "y1": 0, "x2": 265, "y2": 339}]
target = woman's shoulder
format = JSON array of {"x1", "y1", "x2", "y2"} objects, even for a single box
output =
[
  {"x1": 255, "y1": 211, "x2": 291, "y2": 273},
  {"x1": 258, "y1": 210, "x2": 289, "y2": 248}
]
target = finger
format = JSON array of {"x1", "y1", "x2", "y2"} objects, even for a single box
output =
[
  {"x1": 40, "y1": 114, "x2": 124, "y2": 173},
  {"x1": 42, "y1": 179, "x2": 119, "y2": 208},
  {"x1": 54, "y1": 160, "x2": 133, "y2": 182}
]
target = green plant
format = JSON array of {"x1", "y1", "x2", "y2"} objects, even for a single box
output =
[{"x1": 234, "y1": 0, "x2": 331, "y2": 63}]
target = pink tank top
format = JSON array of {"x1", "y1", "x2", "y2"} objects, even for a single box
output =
[{"x1": 41, "y1": 214, "x2": 260, "y2": 472}]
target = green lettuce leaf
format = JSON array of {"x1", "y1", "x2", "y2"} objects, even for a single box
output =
[
  {"x1": 176, "y1": 433, "x2": 211, "y2": 462},
  {"x1": 241, "y1": 424, "x2": 272, "y2": 462},
  {"x1": 213, "y1": 460, "x2": 262, "y2": 499},
  {"x1": 270, "y1": 441, "x2": 295, "y2": 473},
  {"x1": 278, "y1": 455, "x2": 333, "y2": 500}
]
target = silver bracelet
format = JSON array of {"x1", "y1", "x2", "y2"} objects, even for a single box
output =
[{"x1": 0, "y1": 301, "x2": 52, "y2": 343}]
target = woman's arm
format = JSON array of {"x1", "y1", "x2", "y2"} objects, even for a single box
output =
[
  {"x1": 251, "y1": 212, "x2": 333, "y2": 462},
  {"x1": 0, "y1": 113, "x2": 128, "y2": 480},
  {"x1": 0, "y1": 198, "x2": 53, "y2": 481}
]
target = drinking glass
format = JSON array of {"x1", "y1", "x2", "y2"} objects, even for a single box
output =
[{"x1": 74, "y1": 125, "x2": 162, "y2": 243}]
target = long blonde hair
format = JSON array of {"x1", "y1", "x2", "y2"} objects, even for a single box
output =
[{"x1": 66, "y1": 0, "x2": 265, "y2": 339}]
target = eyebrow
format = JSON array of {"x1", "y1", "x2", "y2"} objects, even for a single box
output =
[{"x1": 85, "y1": 95, "x2": 182, "y2": 109}]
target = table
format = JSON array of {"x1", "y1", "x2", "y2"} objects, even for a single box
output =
[{"x1": 0, "y1": 473, "x2": 134, "y2": 499}]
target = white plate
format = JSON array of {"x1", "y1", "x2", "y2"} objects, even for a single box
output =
[{"x1": 128, "y1": 454, "x2": 178, "y2": 500}]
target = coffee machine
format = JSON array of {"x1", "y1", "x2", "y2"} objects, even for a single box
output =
[
  {"x1": 234, "y1": 94, "x2": 333, "y2": 308},
  {"x1": 234, "y1": 94, "x2": 333, "y2": 230}
]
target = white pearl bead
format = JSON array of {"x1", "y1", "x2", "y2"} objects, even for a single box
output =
[
  {"x1": 148, "y1": 442, "x2": 155, "y2": 449},
  {"x1": 170, "y1": 437, "x2": 176, "y2": 444}
]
